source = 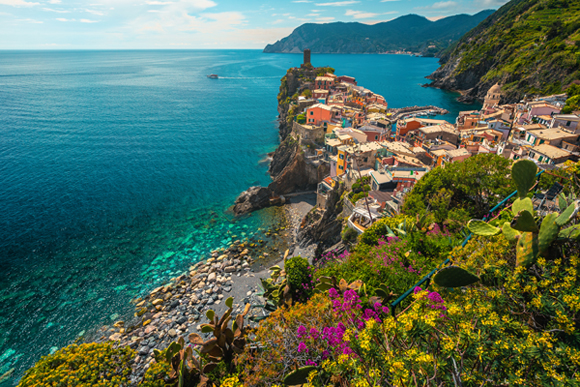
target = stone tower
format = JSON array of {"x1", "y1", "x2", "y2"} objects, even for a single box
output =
[
  {"x1": 483, "y1": 83, "x2": 502, "y2": 110},
  {"x1": 303, "y1": 49, "x2": 311, "y2": 66}
]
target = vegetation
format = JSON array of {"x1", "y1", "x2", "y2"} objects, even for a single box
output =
[
  {"x1": 18, "y1": 155, "x2": 580, "y2": 386},
  {"x1": 562, "y1": 83, "x2": 580, "y2": 113},
  {"x1": 17, "y1": 343, "x2": 134, "y2": 387},
  {"x1": 263, "y1": 11, "x2": 494, "y2": 56},
  {"x1": 435, "y1": 0, "x2": 580, "y2": 101}
]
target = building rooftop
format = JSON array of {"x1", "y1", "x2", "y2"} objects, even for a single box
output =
[
  {"x1": 308, "y1": 103, "x2": 334, "y2": 111},
  {"x1": 313, "y1": 89, "x2": 329, "y2": 94},
  {"x1": 532, "y1": 144, "x2": 570, "y2": 159},
  {"x1": 527, "y1": 128, "x2": 578, "y2": 141},
  {"x1": 316, "y1": 76, "x2": 335, "y2": 82},
  {"x1": 446, "y1": 148, "x2": 471, "y2": 158},
  {"x1": 370, "y1": 170, "x2": 392, "y2": 185},
  {"x1": 418, "y1": 124, "x2": 458, "y2": 135},
  {"x1": 326, "y1": 138, "x2": 342, "y2": 147}
]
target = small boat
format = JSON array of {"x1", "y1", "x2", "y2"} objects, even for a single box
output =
[{"x1": 207, "y1": 74, "x2": 218, "y2": 79}]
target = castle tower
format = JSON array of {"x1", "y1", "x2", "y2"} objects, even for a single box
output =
[
  {"x1": 303, "y1": 49, "x2": 311, "y2": 66},
  {"x1": 483, "y1": 83, "x2": 502, "y2": 110}
]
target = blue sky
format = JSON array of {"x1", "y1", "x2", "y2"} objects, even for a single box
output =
[{"x1": 0, "y1": 0, "x2": 508, "y2": 49}]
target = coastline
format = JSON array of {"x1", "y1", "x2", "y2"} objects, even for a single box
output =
[{"x1": 92, "y1": 195, "x2": 317, "y2": 384}]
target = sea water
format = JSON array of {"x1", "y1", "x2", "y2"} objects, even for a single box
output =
[{"x1": 0, "y1": 50, "x2": 479, "y2": 383}]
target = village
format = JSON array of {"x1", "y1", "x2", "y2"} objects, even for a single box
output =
[{"x1": 284, "y1": 52, "x2": 580, "y2": 235}]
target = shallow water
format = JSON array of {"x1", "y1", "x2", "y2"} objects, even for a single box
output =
[{"x1": 0, "y1": 50, "x2": 479, "y2": 383}]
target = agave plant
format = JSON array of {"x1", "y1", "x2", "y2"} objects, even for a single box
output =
[
  {"x1": 189, "y1": 297, "x2": 251, "y2": 374},
  {"x1": 434, "y1": 159, "x2": 580, "y2": 288}
]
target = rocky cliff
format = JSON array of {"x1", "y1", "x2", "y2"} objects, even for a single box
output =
[{"x1": 427, "y1": 0, "x2": 580, "y2": 103}]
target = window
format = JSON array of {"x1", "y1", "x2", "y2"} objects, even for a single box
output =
[
  {"x1": 567, "y1": 121, "x2": 571, "y2": 126},
  {"x1": 339, "y1": 154, "x2": 344, "y2": 160},
  {"x1": 538, "y1": 156, "x2": 543, "y2": 162},
  {"x1": 338, "y1": 165, "x2": 344, "y2": 170},
  {"x1": 375, "y1": 135, "x2": 378, "y2": 140},
  {"x1": 310, "y1": 111, "x2": 314, "y2": 115}
]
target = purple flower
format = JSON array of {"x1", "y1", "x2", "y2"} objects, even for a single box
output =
[
  {"x1": 329, "y1": 288, "x2": 339, "y2": 298},
  {"x1": 309, "y1": 327, "x2": 320, "y2": 340},
  {"x1": 305, "y1": 359, "x2": 318, "y2": 366},
  {"x1": 297, "y1": 325, "x2": 307, "y2": 338},
  {"x1": 298, "y1": 342, "x2": 308, "y2": 353}
]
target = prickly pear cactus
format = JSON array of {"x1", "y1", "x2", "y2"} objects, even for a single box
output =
[
  {"x1": 515, "y1": 231, "x2": 539, "y2": 268},
  {"x1": 510, "y1": 210, "x2": 538, "y2": 233},
  {"x1": 433, "y1": 265, "x2": 480, "y2": 288},
  {"x1": 512, "y1": 160, "x2": 537, "y2": 198},
  {"x1": 467, "y1": 220, "x2": 501, "y2": 236},
  {"x1": 283, "y1": 366, "x2": 318, "y2": 386}
]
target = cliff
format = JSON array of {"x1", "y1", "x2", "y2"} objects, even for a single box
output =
[
  {"x1": 427, "y1": 0, "x2": 580, "y2": 103},
  {"x1": 263, "y1": 11, "x2": 494, "y2": 57}
]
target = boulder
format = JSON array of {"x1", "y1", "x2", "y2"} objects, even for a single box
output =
[{"x1": 233, "y1": 186, "x2": 272, "y2": 216}]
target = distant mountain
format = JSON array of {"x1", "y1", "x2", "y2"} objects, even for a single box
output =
[
  {"x1": 427, "y1": 0, "x2": 580, "y2": 103},
  {"x1": 263, "y1": 11, "x2": 495, "y2": 57}
]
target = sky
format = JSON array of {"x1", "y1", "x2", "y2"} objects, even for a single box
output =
[{"x1": 0, "y1": 0, "x2": 509, "y2": 49}]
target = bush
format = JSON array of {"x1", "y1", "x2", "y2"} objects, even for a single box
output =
[
  {"x1": 285, "y1": 256, "x2": 314, "y2": 303},
  {"x1": 341, "y1": 227, "x2": 358, "y2": 244},
  {"x1": 18, "y1": 343, "x2": 134, "y2": 387},
  {"x1": 357, "y1": 215, "x2": 415, "y2": 247}
]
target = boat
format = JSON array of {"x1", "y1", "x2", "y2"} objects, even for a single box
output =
[{"x1": 207, "y1": 74, "x2": 218, "y2": 79}]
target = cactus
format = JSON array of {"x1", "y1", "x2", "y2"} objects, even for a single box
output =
[
  {"x1": 512, "y1": 159, "x2": 537, "y2": 198},
  {"x1": 314, "y1": 276, "x2": 365, "y2": 297},
  {"x1": 150, "y1": 336, "x2": 208, "y2": 387},
  {"x1": 433, "y1": 266, "x2": 480, "y2": 288},
  {"x1": 283, "y1": 366, "x2": 318, "y2": 386},
  {"x1": 468, "y1": 160, "x2": 580, "y2": 268},
  {"x1": 467, "y1": 220, "x2": 501, "y2": 236},
  {"x1": 192, "y1": 297, "x2": 251, "y2": 374}
]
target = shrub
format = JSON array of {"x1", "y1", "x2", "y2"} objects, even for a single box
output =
[
  {"x1": 18, "y1": 343, "x2": 134, "y2": 387},
  {"x1": 357, "y1": 215, "x2": 415, "y2": 247},
  {"x1": 285, "y1": 256, "x2": 314, "y2": 303},
  {"x1": 341, "y1": 227, "x2": 358, "y2": 244}
]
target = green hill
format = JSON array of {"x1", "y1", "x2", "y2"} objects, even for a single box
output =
[
  {"x1": 427, "y1": 0, "x2": 580, "y2": 103},
  {"x1": 263, "y1": 11, "x2": 495, "y2": 57}
]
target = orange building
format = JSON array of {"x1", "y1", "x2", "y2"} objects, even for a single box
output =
[
  {"x1": 315, "y1": 76, "x2": 335, "y2": 91},
  {"x1": 306, "y1": 103, "x2": 337, "y2": 126}
]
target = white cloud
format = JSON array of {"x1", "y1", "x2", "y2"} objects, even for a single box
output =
[
  {"x1": 145, "y1": 1, "x2": 174, "y2": 4},
  {"x1": 43, "y1": 7, "x2": 69, "y2": 12},
  {"x1": 426, "y1": 15, "x2": 446, "y2": 21},
  {"x1": 17, "y1": 17, "x2": 42, "y2": 22},
  {"x1": 345, "y1": 9, "x2": 378, "y2": 18},
  {"x1": 56, "y1": 17, "x2": 74, "y2": 21},
  {"x1": 292, "y1": 0, "x2": 311, "y2": 2},
  {"x1": 0, "y1": 0, "x2": 39, "y2": 6},
  {"x1": 430, "y1": 1, "x2": 458, "y2": 9},
  {"x1": 475, "y1": 0, "x2": 508, "y2": 6},
  {"x1": 47, "y1": 0, "x2": 61, "y2": 3},
  {"x1": 80, "y1": 18, "x2": 98, "y2": 22},
  {"x1": 316, "y1": 1, "x2": 359, "y2": 6},
  {"x1": 380, "y1": 0, "x2": 399, "y2": 1},
  {"x1": 85, "y1": 9, "x2": 105, "y2": 15}
]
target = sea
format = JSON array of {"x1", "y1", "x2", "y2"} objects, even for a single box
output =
[{"x1": 0, "y1": 50, "x2": 480, "y2": 384}]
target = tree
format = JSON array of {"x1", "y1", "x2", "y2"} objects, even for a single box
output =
[{"x1": 402, "y1": 154, "x2": 513, "y2": 219}]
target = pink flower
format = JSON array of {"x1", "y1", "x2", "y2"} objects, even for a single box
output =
[{"x1": 298, "y1": 342, "x2": 308, "y2": 353}]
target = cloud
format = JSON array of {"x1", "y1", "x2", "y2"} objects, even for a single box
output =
[
  {"x1": 316, "y1": 1, "x2": 359, "y2": 6},
  {"x1": 316, "y1": 16, "x2": 335, "y2": 21},
  {"x1": 0, "y1": 0, "x2": 39, "y2": 6},
  {"x1": 430, "y1": 1, "x2": 458, "y2": 9},
  {"x1": 47, "y1": 0, "x2": 61, "y2": 3},
  {"x1": 17, "y1": 17, "x2": 42, "y2": 22},
  {"x1": 56, "y1": 17, "x2": 74, "y2": 21},
  {"x1": 426, "y1": 15, "x2": 447, "y2": 21},
  {"x1": 145, "y1": 1, "x2": 174, "y2": 4},
  {"x1": 292, "y1": 0, "x2": 311, "y2": 2},
  {"x1": 345, "y1": 9, "x2": 378, "y2": 19},
  {"x1": 85, "y1": 9, "x2": 105, "y2": 15},
  {"x1": 475, "y1": 0, "x2": 508, "y2": 6},
  {"x1": 43, "y1": 7, "x2": 69, "y2": 13},
  {"x1": 380, "y1": 0, "x2": 399, "y2": 1},
  {"x1": 80, "y1": 18, "x2": 99, "y2": 22}
]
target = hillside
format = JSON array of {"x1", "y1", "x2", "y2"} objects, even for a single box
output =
[
  {"x1": 263, "y1": 11, "x2": 495, "y2": 57},
  {"x1": 427, "y1": 0, "x2": 580, "y2": 103}
]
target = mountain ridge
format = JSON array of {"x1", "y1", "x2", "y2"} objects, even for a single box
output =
[
  {"x1": 263, "y1": 11, "x2": 495, "y2": 56},
  {"x1": 427, "y1": 0, "x2": 580, "y2": 103}
]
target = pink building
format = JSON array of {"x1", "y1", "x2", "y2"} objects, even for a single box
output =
[
  {"x1": 519, "y1": 102, "x2": 561, "y2": 124},
  {"x1": 338, "y1": 75, "x2": 357, "y2": 85}
]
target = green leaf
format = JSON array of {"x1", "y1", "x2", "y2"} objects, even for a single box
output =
[
  {"x1": 511, "y1": 210, "x2": 538, "y2": 233},
  {"x1": 556, "y1": 202, "x2": 577, "y2": 226},
  {"x1": 467, "y1": 220, "x2": 501, "y2": 236},
  {"x1": 201, "y1": 325, "x2": 214, "y2": 333},
  {"x1": 512, "y1": 160, "x2": 537, "y2": 198},
  {"x1": 512, "y1": 197, "x2": 533, "y2": 217},
  {"x1": 206, "y1": 310, "x2": 215, "y2": 321},
  {"x1": 433, "y1": 265, "x2": 480, "y2": 288},
  {"x1": 502, "y1": 222, "x2": 521, "y2": 242},
  {"x1": 516, "y1": 232, "x2": 539, "y2": 268},
  {"x1": 225, "y1": 297, "x2": 234, "y2": 309},
  {"x1": 558, "y1": 193, "x2": 568, "y2": 212}
]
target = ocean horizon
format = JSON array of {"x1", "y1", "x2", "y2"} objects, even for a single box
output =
[{"x1": 0, "y1": 49, "x2": 480, "y2": 384}]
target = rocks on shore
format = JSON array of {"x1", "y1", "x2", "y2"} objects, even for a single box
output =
[{"x1": 98, "y1": 240, "x2": 269, "y2": 385}]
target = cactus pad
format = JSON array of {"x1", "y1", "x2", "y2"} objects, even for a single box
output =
[
  {"x1": 510, "y1": 210, "x2": 538, "y2": 233},
  {"x1": 512, "y1": 197, "x2": 533, "y2": 217},
  {"x1": 539, "y1": 213, "x2": 559, "y2": 256},
  {"x1": 516, "y1": 231, "x2": 539, "y2": 268},
  {"x1": 512, "y1": 160, "x2": 537, "y2": 198},
  {"x1": 556, "y1": 202, "x2": 578, "y2": 226},
  {"x1": 283, "y1": 366, "x2": 318, "y2": 386},
  {"x1": 467, "y1": 220, "x2": 501, "y2": 236},
  {"x1": 559, "y1": 224, "x2": 580, "y2": 240},
  {"x1": 502, "y1": 222, "x2": 521, "y2": 242},
  {"x1": 433, "y1": 265, "x2": 480, "y2": 288},
  {"x1": 558, "y1": 193, "x2": 568, "y2": 212}
]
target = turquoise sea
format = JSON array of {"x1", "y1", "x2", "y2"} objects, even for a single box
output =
[{"x1": 0, "y1": 50, "x2": 480, "y2": 383}]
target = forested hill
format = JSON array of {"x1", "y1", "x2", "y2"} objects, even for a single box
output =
[
  {"x1": 427, "y1": 0, "x2": 580, "y2": 103},
  {"x1": 263, "y1": 11, "x2": 495, "y2": 57}
]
